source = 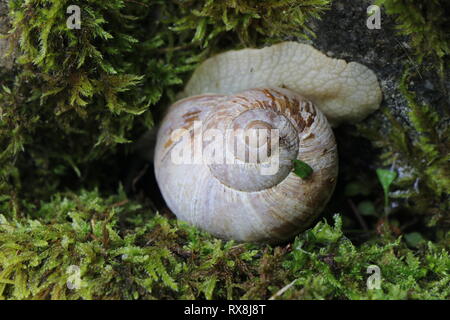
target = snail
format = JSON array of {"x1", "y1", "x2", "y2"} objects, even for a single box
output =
[{"x1": 153, "y1": 42, "x2": 382, "y2": 244}]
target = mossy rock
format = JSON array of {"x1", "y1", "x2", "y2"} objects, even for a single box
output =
[{"x1": 0, "y1": 0, "x2": 448, "y2": 300}]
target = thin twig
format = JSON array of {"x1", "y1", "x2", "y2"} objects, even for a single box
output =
[
  {"x1": 110, "y1": 199, "x2": 129, "y2": 208},
  {"x1": 132, "y1": 163, "x2": 150, "y2": 193},
  {"x1": 395, "y1": 38, "x2": 422, "y2": 79},
  {"x1": 347, "y1": 199, "x2": 369, "y2": 233},
  {"x1": 269, "y1": 279, "x2": 297, "y2": 300}
]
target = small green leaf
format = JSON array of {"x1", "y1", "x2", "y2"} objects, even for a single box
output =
[
  {"x1": 405, "y1": 232, "x2": 425, "y2": 248},
  {"x1": 345, "y1": 181, "x2": 371, "y2": 197},
  {"x1": 193, "y1": 18, "x2": 207, "y2": 43},
  {"x1": 345, "y1": 182, "x2": 362, "y2": 197},
  {"x1": 293, "y1": 159, "x2": 313, "y2": 179},
  {"x1": 376, "y1": 168, "x2": 397, "y2": 194},
  {"x1": 34, "y1": 240, "x2": 48, "y2": 247},
  {"x1": 376, "y1": 168, "x2": 397, "y2": 211},
  {"x1": 358, "y1": 201, "x2": 377, "y2": 216},
  {"x1": 2, "y1": 85, "x2": 11, "y2": 94},
  {"x1": 310, "y1": 214, "x2": 343, "y2": 243},
  {"x1": 201, "y1": 277, "x2": 217, "y2": 300}
]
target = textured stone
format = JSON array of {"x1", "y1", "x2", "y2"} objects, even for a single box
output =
[{"x1": 0, "y1": 0, "x2": 14, "y2": 69}]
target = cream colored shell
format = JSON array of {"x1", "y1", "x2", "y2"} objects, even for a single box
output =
[
  {"x1": 154, "y1": 42, "x2": 382, "y2": 243},
  {"x1": 179, "y1": 42, "x2": 382, "y2": 126},
  {"x1": 155, "y1": 88, "x2": 338, "y2": 243}
]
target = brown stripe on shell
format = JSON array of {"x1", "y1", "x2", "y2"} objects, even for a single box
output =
[
  {"x1": 237, "y1": 88, "x2": 321, "y2": 133},
  {"x1": 154, "y1": 87, "x2": 338, "y2": 244},
  {"x1": 182, "y1": 110, "x2": 201, "y2": 118}
]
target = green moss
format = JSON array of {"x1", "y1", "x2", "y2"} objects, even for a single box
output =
[
  {"x1": 1, "y1": 191, "x2": 448, "y2": 299},
  {"x1": 356, "y1": 67, "x2": 449, "y2": 226},
  {"x1": 172, "y1": 0, "x2": 331, "y2": 47},
  {"x1": 281, "y1": 216, "x2": 449, "y2": 300},
  {"x1": 377, "y1": 0, "x2": 450, "y2": 72},
  {"x1": 399, "y1": 72, "x2": 450, "y2": 199},
  {"x1": 0, "y1": 0, "x2": 331, "y2": 205},
  {"x1": 0, "y1": 0, "x2": 448, "y2": 300}
]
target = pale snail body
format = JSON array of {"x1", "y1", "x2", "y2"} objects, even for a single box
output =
[{"x1": 154, "y1": 42, "x2": 382, "y2": 244}]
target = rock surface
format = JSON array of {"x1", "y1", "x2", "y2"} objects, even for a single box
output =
[
  {"x1": 310, "y1": 0, "x2": 448, "y2": 130},
  {"x1": 0, "y1": 0, "x2": 14, "y2": 69}
]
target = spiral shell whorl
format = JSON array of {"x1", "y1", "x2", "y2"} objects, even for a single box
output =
[
  {"x1": 206, "y1": 88, "x2": 301, "y2": 192},
  {"x1": 154, "y1": 87, "x2": 338, "y2": 243}
]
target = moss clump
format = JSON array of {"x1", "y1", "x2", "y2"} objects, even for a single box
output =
[
  {"x1": 0, "y1": 189, "x2": 448, "y2": 300},
  {"x1": 398, "y1": 72, "x2": 450, "y2": 200},
  {"x1": 172, "y1": 0, "x2": 331, "y2": 46},
  {"x1": 377, "y1": 0, "x2": 450, "y2": 71},
  {"x1": 0, "y1": 0, "x2": 331, "y2": 206},
  {"x1": 0, "y1": 0, "x2": 449, "y2": 300},
  {"x1": 356, "y1": 67, "x2": 449, "y2": 227},
  {"x1": 0, "y1": 0, "x2": 341, "y2": 300}
]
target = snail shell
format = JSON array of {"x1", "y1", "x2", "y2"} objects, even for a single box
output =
[
  {"x1": 153, "y1": 42, "x2": 381, "y2": 244},
  {"x1": 154, "y1": 87, "x2": 338, "y2": 243}
]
